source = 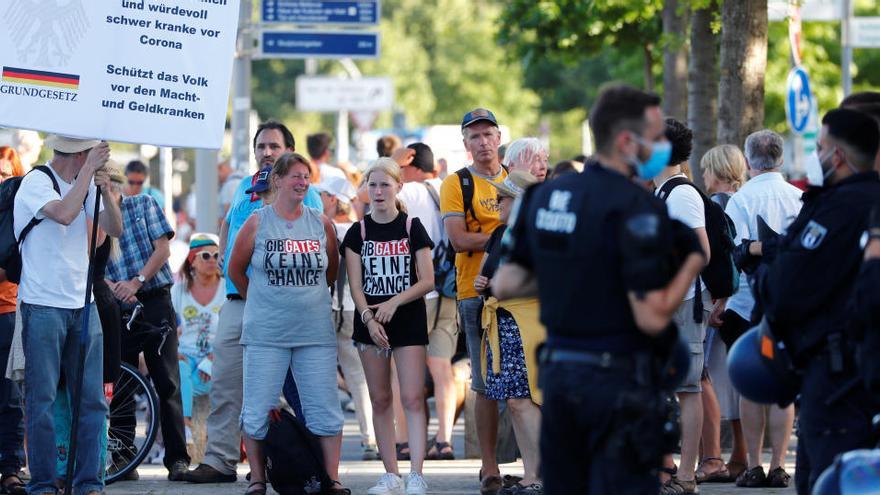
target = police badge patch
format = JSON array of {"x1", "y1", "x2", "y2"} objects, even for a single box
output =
[{"x1": 800, "y1": 220, "x2": 828, "y2": 250}]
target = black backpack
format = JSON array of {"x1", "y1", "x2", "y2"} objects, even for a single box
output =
[
  {"x1": 0, "y1": 166, "x2": 62, "y2": 284},
  {"x1": 657, "y1": 177, "x2": 739, "y2": 300},
  {"x1": 265, "y1": 408, "x2": 332, "y2": 495},
  {"x1": 423, "y1": 181, "x2": 457, "y2": 299}
]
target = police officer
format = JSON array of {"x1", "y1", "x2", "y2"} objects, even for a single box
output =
[
  {"x1": 850, "y1": 203, "x2": 880, "y2": 396},
  {"x1": 750, "y1": 108, "x2": 880, "y2": 494},
  {"x1": 492, "y1": 85, "x2": 706, "y2": 494}
]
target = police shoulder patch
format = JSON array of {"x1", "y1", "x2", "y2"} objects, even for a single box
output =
[{"x1": 800, "y1": 220, "x2": 828, "y2": 250}]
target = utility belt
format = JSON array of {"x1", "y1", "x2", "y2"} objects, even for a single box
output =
[
  {"x1": 136, "y1": 284, "x2": 171, "y2": 300},
  {"x1": 539, "y1": 347, "x2": 636, "y2": 374}
]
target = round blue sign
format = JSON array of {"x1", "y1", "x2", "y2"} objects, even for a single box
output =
[{"x1": 786, "y1": 66, "x2": 813, "y2": 135}]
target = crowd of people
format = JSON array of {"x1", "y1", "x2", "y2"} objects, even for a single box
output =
[{"x1": 0, "y1": 87, "x2": 878, "y2": 495}]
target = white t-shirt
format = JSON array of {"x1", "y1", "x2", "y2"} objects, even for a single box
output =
[
  {"x1": 320, "y1": 163, "x2": 347, "y2": 184},
  {"x1": 171, "y1": 280, "x2": 225, "y2": 358},
  {"x1": 724, "y1": 172, "x2": 803, "y2": 320},
  {"x1": 333, "y1": 222, "x2": 356, "y2": 312},
  {"x1": 656, "y1": 174, "x2": 705, "y2": 301},
  {"x1": 398, "y1": 178, "x2": 445, "y2": 299},
  {"x1": 14, "y1": 163, "x2": 103, "y2": 308}
]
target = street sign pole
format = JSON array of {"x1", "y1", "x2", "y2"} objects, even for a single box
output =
[
  {"x1": 232, "y1": 0, "x2": 253, "y2": 175},
  {"x1": 841, "y1": 0, "x2": 853, "y2": 96}
]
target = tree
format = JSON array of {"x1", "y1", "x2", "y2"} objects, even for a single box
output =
[
  {"x1": 687, "y1": 0, "x2": 719, "y2": 183},
  {"x1": 718, "y1": 0, "x2": 768, "y2": 148},
  {"x1": 662, "y1": 0, "x2": 689, "y2": 120}
]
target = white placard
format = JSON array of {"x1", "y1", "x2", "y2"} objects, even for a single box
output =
[
  {"x1": 851, "y1": 17, "x2": 880, "y2": 48},
  {"x1": 769, "y1": 0, "x2": 843, "y2": 22},
  {"x1": 296, "y1": 76, "x2": 393, "y2": 112},
  {"x1": 0, "y1": 0, "x2": 241, "y2": 149}
]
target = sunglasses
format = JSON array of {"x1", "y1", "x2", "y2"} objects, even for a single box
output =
[
  {"x1": 197, "y1": 252, "x2": 219, "y2": 261},
  {"x1": 128, "y1": 180, "x2": 144, "y2": 186}
]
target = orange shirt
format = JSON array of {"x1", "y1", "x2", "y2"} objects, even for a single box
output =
[{"x1": 0, "y1": 280, "x2": 17, "y2": 314}]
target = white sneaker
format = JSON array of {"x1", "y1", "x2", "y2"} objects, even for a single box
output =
[
  {"x1": 367, "y1": 473, "x2": 405, "y2": 495},
  {"x1": 405, "y1": 472, "x2": 428, "y2": 495}
]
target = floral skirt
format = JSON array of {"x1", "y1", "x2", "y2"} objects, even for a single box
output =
[{"x1": 485, "y1": 308, "x2": 531, "y2": 401}]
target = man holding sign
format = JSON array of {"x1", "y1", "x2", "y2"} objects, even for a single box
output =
[{"x1": 15, "y1": 136, "x2": 122, "y2": 495}]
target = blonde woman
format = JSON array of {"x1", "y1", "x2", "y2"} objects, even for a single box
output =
[
  {"x1": 341, "y1": 158, "x2": 435, "y2": 495},
  {"x1": 694, "y1": 144, "x2": 748, "y2": 484}
]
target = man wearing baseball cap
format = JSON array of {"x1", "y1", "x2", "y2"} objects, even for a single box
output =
[
  {"x1": 439, "y1": 109, "x2": 508, "y2": 492},
  {"x1": 15, "y1": 135, "x2": 122, "y2": 495}
]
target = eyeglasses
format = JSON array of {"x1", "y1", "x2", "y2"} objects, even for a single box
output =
[
  {"x1": 128, "y1": 180, "x2": 144, "y2": 186},
  {"x1": 197, "y1": 252, "x2": 219, "y2": 261}
]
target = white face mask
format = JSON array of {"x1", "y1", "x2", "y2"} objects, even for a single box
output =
[{"x1": 805, "y1": 149, "x2": 835, "y2": 187}]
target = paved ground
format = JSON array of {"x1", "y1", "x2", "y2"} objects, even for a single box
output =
[{"x1": 105, "y1": 412, "x2": 798, "y2": 494}]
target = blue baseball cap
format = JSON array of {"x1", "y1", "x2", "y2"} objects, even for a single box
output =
[
  {"x1": 245, "y1": 165, "x2": 272, "y2": 194},
  {"x1": 461, "y1": 108, "x2": 498, "y2": 130}
]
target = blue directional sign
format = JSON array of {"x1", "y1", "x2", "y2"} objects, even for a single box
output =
[
  {"x1": 262, "y1": 0, "x2": 379, "y2": 26},
  {"x1": 260, "y1": 31, "x2": 380, "y2": 59},
  {"x1": 785, "y1": 66, "x2": 813, "y2": 135}
]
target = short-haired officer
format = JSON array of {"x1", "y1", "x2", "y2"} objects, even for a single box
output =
[
  {"x1": 493, "y1": 85, "x2": 706, "y2": 494},
  {"x1": 750, "y1": 108, "x2": 880, "y2": 494}
]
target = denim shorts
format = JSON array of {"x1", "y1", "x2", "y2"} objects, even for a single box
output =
[
  {"x1": 458, "y1": 297, "x2": 485, "y2": 393},
  {"x1": 240, "y1": 344, "x2": 343, "y2": 439}
]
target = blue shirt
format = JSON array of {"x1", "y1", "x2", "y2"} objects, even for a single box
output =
[
  {"x1": 107, "y1": 194, "x2": 175, "y2": 290},
  {"x1": 223, "y1": 176, "x2": 323, "y2": 296}
]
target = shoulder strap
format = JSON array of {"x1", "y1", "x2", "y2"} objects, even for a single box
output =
[
  {"x1": 406, "y1": 215, "x2": 412, "y2": 238},
  {"x1": 423, "y1": 182, "x2": 441, "y2": 211},
  {"x1": 656, "y1": 176, "x2": 691, "y2": 201},
  {"x1": 359, "y1": 219, "x2": 365, "y2": 241},
  {"x1": 17, "y1": 165, "x2": 63, "y2": 244},
  {"x1": 455, "y1": 168, "x2": 476, "y2": 231}
]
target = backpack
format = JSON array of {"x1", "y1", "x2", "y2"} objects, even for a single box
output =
[
  {"x1": 423, "y1": 182, "x2": 457, "y2": 299},
  {"x1": 657, "y1": 177, "x2": 739, "y2": 300},
  {"x1": 454, "y1": 166, "x2": 509, "y2": 257},
  {"x1": 264, "y1": 408, "x2": 332, "y2": 495},
  {"x1": 0, "y1": 165, "x2": 62, "y2": 284}
]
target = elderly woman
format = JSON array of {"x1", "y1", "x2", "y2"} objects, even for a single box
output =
[
  {"x1": 502, "y1": 138, "x2": 549, "y2": 182},
  {"x1": 473, "y1": 170, "x2": 544, "y2": 494},
  {"x1": 228, "y1": 152, "x2": 348, "y2": 495},
  {"x1": 694, "y1": 144, "x2": 748, "y2": 484}
]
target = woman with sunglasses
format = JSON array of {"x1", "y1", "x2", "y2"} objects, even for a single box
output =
[{"x1": 171, "y1": 234, "x2": 224, "y2": 454}]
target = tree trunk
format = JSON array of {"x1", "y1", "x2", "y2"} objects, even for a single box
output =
[
  {"x1": 643, "y1": 44, "x2": 655, "y2": 92},
  {"x1": 662, "y1": 0, "x2": 689, "y2": 121},
  {"x1": 688, "y1": 0, "x2": 719, "y2": 191},
  {"x1": 718, "y1": 0, "x2": 768, "y2": 148}
]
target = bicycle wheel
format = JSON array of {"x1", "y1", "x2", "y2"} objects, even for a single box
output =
[{"x1": 105, "y1": 362, "x2": 160, "y2": 484}]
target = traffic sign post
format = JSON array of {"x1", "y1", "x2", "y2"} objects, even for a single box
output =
[
  {"x1": 785, "y1": 66, "x2": 813, "y2": 135},
  {"x1": 259, "y1": 31, "x2": 380, "y2": 59},
  {"x1": 262, "y1": 0, "x2": 379, "y2": 25}
]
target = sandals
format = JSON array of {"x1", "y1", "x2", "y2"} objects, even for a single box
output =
[
  {"x1": 0, "y1": 474, "x2": 26, "y2": 495},
  {"x1": 694, "y1": 457, "x2": 730, "y2": 483},
  {"x1": 766, "y1": 467, "x2": 791, "y2": 488},
  {"x1": 244, "y1": 481, "x2": 266, "y2": 495},
  {"x1": 735, "y1": 466, "x2": 767, "y2": 487},
  {"x1": 660, "y1": 478, "x2": 698, "y2": 494},
  {"x1": 396, "y1": 442, "x2": 411, "y2": 461},
  {"x1": 327, "y1": 480, "x2": 352, "y2": 494},
  {"x1": 426, "y1": 437, "x2": 455, "y2": 460},
  {"x1": 479, "y1": 470, "x2": 504, "y2": 495}
]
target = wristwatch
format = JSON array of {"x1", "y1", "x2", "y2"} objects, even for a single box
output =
[{"x1": 136, "y1": 273, "x2": 146, "y2": 284}]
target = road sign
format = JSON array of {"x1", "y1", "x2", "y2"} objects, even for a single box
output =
[
  {"x1": 259, "y1": 31, "x2": 380, "y2": 59},
  {"x1": 296, "y1": 76, "x2": 393, "y2": 112},
  {"x1": 851, "y1": 17, "x2": 880, "y2": 48},
  {"x1": 785, "y1": 66, "x2": 813, "y2": 135},
  {"x1": 262, "y1": 0, "x2": 379, "y2": 26},
  {"x1": 769, "y1": 0, "x2": 843, "y2": 22}
]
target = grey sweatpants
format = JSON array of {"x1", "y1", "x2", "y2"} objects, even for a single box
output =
[{"x1": 202, "y1": 299, "x2": 245, "y2": 475}]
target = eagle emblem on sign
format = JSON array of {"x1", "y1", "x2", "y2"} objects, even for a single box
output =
[
  {"x1": 6, "y1": 0, "x2": 89, "y2": 67},
  {"x1": 800, "y1": 220, "x2": 827, "y2": 250}
]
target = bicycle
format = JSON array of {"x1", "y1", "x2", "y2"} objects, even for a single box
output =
[{"x1": 104, "y1": 302, "x2": 173, "y2": 483}]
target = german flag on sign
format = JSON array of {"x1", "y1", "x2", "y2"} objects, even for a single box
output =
[{"x1": 2, "y1": 66, "x2": 80, "y2": 90}]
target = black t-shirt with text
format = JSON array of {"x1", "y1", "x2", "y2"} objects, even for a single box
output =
[{"x1": 341, "y1": 212, "x2": 434, "y2": 347}]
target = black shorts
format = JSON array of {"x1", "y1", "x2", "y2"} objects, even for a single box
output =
[
  {"x1": 352, "y1": 298, "x2": 429, "y2": 348},
  {"x1": 718, "y1": 309, "x2": 751, "y2": 350}
]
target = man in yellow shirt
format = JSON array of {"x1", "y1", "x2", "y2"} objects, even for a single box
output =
[{"x1": 440, "y1": 108, "x2": 508, "y2": 494}]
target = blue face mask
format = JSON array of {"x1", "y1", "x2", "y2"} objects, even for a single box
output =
[{"x1": 629, "y1": 138, "x2": 672, "y2": 180}]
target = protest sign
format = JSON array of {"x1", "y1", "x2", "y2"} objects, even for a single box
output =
[{"x1": 0, "y1": 0, "x2": 240, "y2": 149}]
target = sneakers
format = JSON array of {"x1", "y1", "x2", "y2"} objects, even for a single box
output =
[
  {"x1": 367, "y1": 473, "x2": 405, "y2": 495},
  {"x1": 405, "y1": 472, "x2": 428, "y2": 495},
  {"x1": 167, "y1": 460, "x2": 190, "y2": 481},
  {"x1": 362, "y1": 443, "x2": 381, "y2": 461},
  {"x1": 735, "y1": 466, "x2": 767, "y2": 487},
  {"x1": 182, "y1": 463, "x2": 237, "y2": 483},
  {"x1": 767, "y1": 467, "x2": 791, "y2": 488}
]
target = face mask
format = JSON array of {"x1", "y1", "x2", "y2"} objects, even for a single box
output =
[
  {"x1": 805, "y1": 148, "x2": 835, "y2": 187},
  {"x1": 629, "y1": 138, "x2": 672, "y2": 180}
]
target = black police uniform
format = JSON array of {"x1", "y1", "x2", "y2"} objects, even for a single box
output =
[
  {"x1": 755, "y1": 171, "x2": 880, "y2": 495},
  {"x1": 502, "y1": 164, "x2": 693, "y2": 494}
]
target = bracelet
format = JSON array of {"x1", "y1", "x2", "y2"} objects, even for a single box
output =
[{"x1": 360, "y1": 309, "x2": 374, "y2": 324}]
